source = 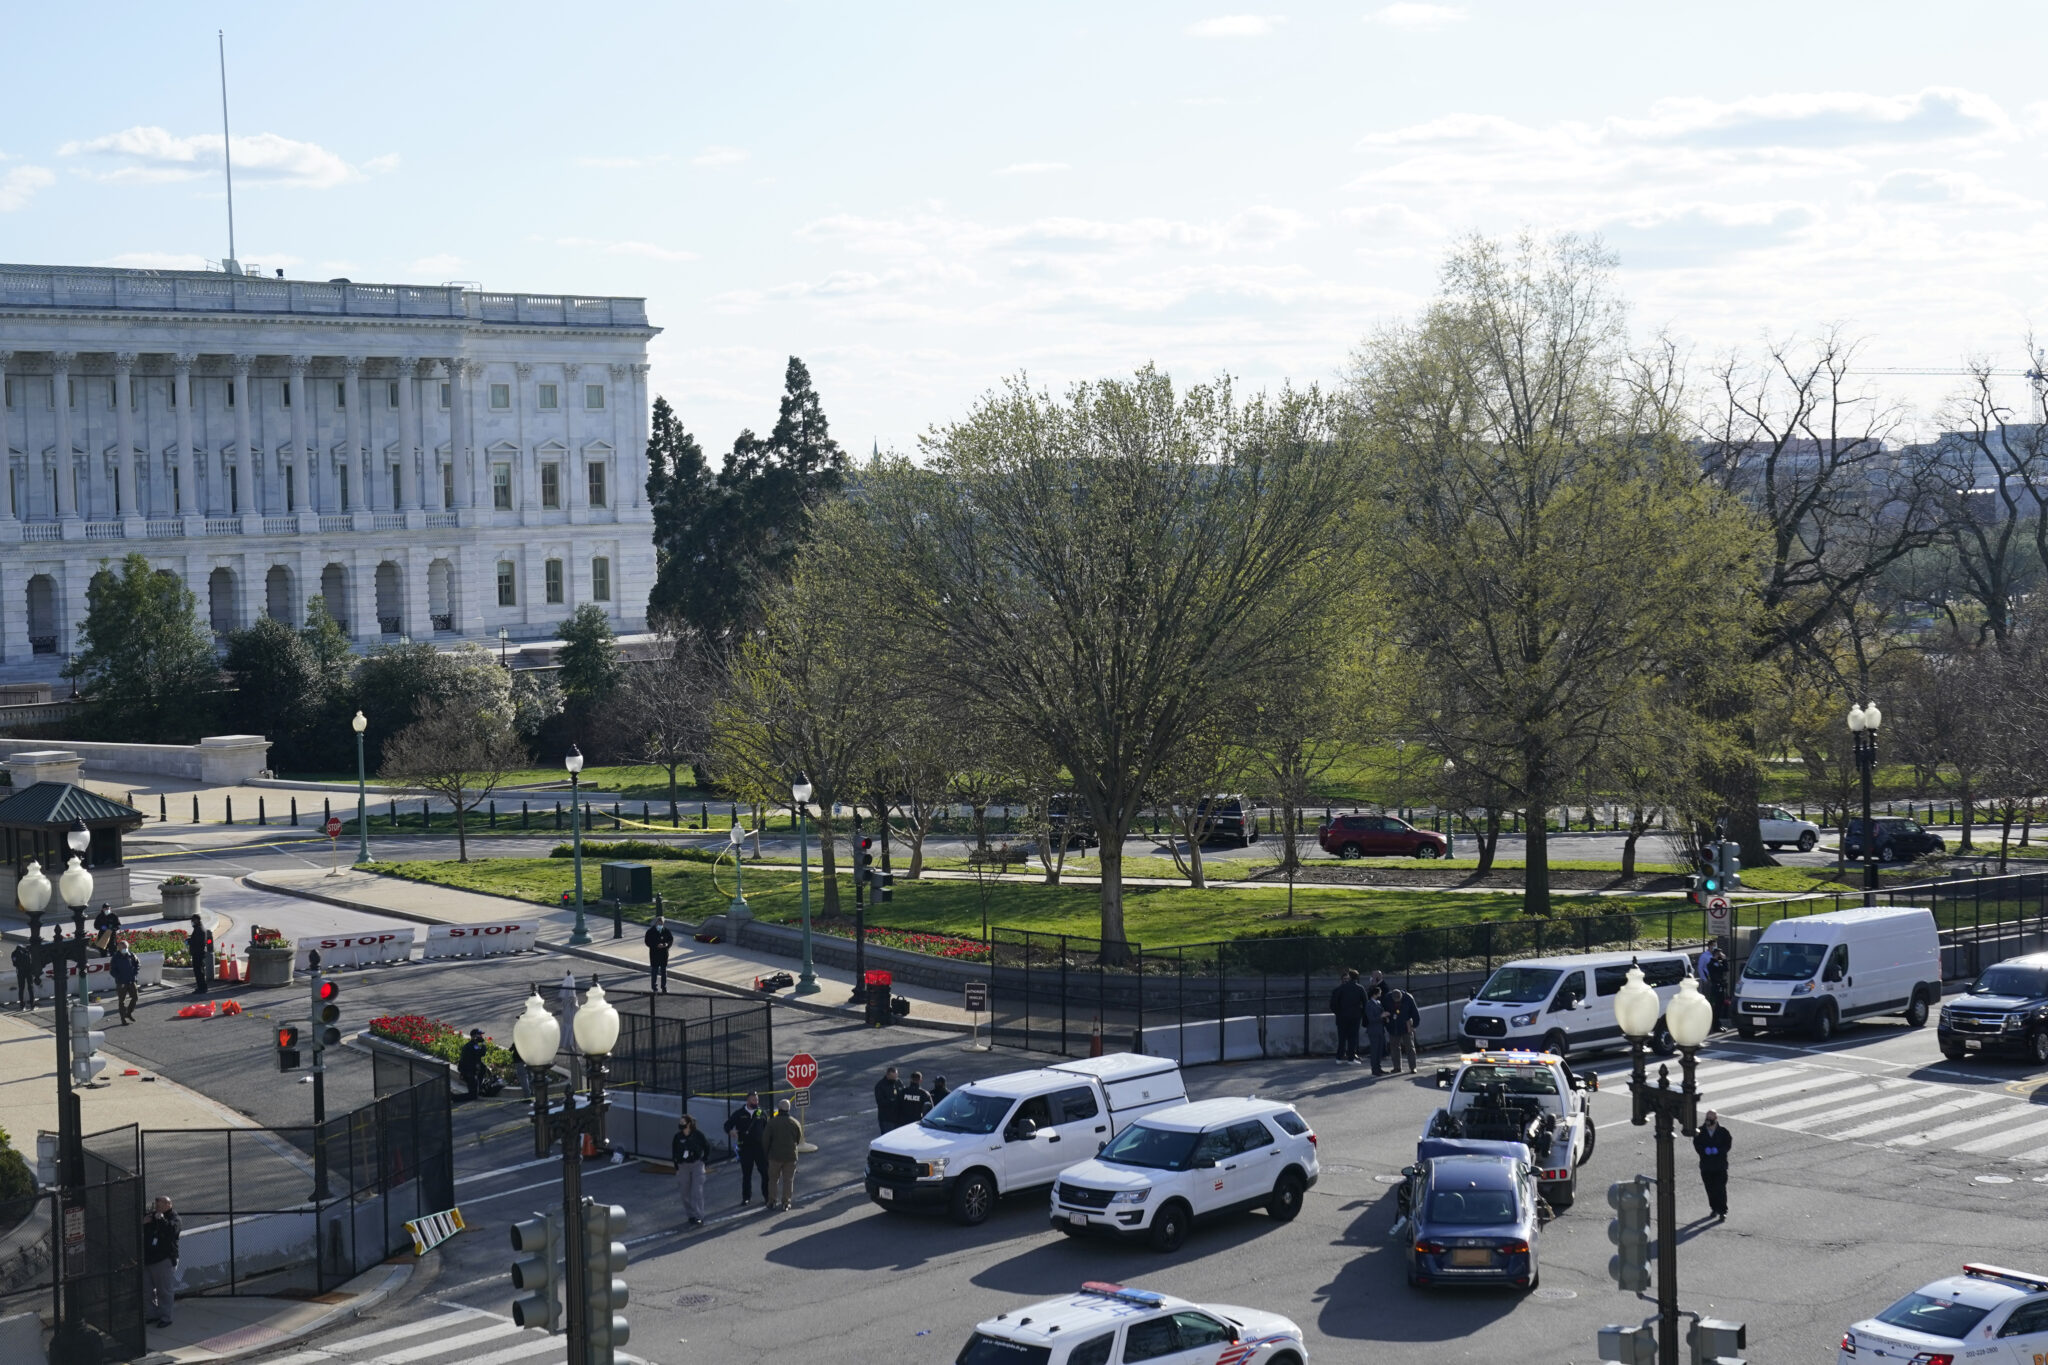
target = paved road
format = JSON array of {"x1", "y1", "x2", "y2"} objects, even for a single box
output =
[{"x1": 155, "y1": 951, "x2": 2037, "y2": 1365}]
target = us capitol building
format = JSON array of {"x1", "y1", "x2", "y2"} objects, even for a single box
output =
[{"x1": 0, "y1": 261, "x2": 659, "y2": 683}]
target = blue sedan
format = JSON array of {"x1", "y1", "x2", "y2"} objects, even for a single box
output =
[{"x1": 1399, "y1": 1138, "x2": 1542, "y2": 1291}]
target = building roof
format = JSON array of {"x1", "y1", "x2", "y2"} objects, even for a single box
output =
[{"x1": 0, "y1": 782, "x2": 145, "y2": 830}]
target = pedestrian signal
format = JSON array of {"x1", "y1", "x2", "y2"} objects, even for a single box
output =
[
  {"x1": 277, "y1": 1024, "x2": 303, "y2": 1072},
  {"x1": 1598, "y1": 1323, "x2": 1657, "y2": 1364},
  {"x1": 1689, "y1": 1318, "x2": 1747, "y2": 1365},
  {"x1": 70, "y1": 1001, "x2": 107, "y2": 1086},
  {"x1": 582, "y1": 1200, "x2": 630, "y2": 1355},
  {"x1": 1606, "y1": 1177, "x2": 1652, "y2": 1293},
  {"x1": 509, "y1": 1212, "x2": 561, "y2": 1333}
]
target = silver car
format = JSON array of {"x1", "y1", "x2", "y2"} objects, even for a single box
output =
[{"x1": 1758, "y1": 805, "x2": 1821, "y2": 852}]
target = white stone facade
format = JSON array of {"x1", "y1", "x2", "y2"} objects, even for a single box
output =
[{"x1": 0, "y1": 264, "x2": 660, "y2": 681}]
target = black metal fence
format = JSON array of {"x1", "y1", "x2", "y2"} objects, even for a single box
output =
[
  {"x1": 989, "y1": 870, "x2": 2048, "y2": 1060},
  {"x1": 136, "y1": 1053, "x2": 451, "y2": 1297}
]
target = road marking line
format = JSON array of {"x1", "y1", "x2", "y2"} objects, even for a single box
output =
[
  {"x1": 1683, "y1": 1064, "x2": 1811, "y2": 1095},
  {"x1": 365, "y1": 1322, "x2": 526, "y2": 1364},
  {"x1": 1775, "y1": 1090, "x2": 1947, "y2": 1132},
  {"x1": 455, "y1": 1156, "x2": 558, "y2": 1185},
  {"x1": 459, "y1": 1164, "x2": 641, "y2": 1207},
  {"x1": 323, "y1": 1309, "x2": 486, "y2": 1352},
  {"x1": 1951, "y1": 1113, "x2": 2048, "y2": 1154},
  {"x1": 455, "y1": 1337, "x2": 564, "y2": 1365},
  {"x1": 1700, "y1": 1074, "x2": 1856, "y2": 1109},
  {"x1": 1888, "y1": 1106, "x2": 2033, "y2": 1148},
  {"x1": 1727, "y1": 1083, "x2": 1887, "y2": 1124},
  {"x1": 1825, "y1": 1092, "x2": 2003, "y2": 1141},
  {"x1": 249, "y1": 1352, "x2": 333, "y2": 1365}
]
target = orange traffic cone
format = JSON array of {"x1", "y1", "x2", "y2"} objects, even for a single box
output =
[
  {"x1": 1089, "y1": 1017, "x2": 1104, "y2": 1058},
  {"x1": 583, "y1": 1132, "x2": 598, "y2": 1158}
]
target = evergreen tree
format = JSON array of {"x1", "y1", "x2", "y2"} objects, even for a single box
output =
[
  {"x1": 645, "y1": 396, "x2": 718, "y2": 626},
  {"x1": 222, "y1": 617, "x2": 321, "y2": 769},
  {"x1": 66, "y1": 553, "x2": 221, "y2": 740},
  {"x1": 557, "y1": 603, "x2": 622, "y2": 712}
]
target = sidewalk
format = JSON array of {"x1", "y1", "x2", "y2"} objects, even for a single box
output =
[
  {"x1": 245, "y1": 868, "x2": 982, "y2": 1031},
  {"x1": 0, "y1": 1010, "x2": 410, "y2": 1363}
]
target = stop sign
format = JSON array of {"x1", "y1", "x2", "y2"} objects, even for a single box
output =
[
  {"x1": 785, "y1": 1053, "x2": 819, "y2": 1090},
  {"x1": 325, "y1": 816, "x2": 343, "y2": 839}
]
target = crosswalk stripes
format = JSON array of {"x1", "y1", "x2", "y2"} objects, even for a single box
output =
[
  {"x1": 1598, "y1": 1054, "x2": 2048, "y2": 1167},
  {"x1": 251, "y1": 1304, "x2": 649, "y2": 1365}
]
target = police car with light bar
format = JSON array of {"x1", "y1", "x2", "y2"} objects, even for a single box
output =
[
  {"x1": 956, "y1": 1282, "x2": 1308, "y2": 1365},
  {"x1": 1839, "y1": 1263, "x2": 2048, "y2": 1365}
]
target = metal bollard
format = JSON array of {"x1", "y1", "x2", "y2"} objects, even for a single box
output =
[
  {"x1": 613, "y1": 898, "x2": 623, "y2": 938},
  {"x1": 225, "y1": 796, "x2": 233, "y2": 825},
  {"x1": 291, "y1": 798, "x2": 298, "y2": 826},
  {"x1": 422, "y1": 799, "x2": 430, "y2": 830},
  {"x1": 523, "y1": 802, "x2": 530, "y2": 829},
  {"x1": 160, "y1": 794, "x2": 167, "y2": 822},
  {"x1": 490, "y1": 801, "x2": 497, "y2": 828},
  {"x1": 192, "y1": 796, "x2": 200, "y2": 823},
  {"x1": 258, "y1": 798, "x2": 266, "y2": 826}
]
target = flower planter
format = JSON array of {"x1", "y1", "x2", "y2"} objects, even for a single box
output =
[
  {"x1": 245, "y1": 945, "x2": 294, "y2": 988},
  {"x1": 159, "y1": 882, "x2": 201, "y2": 923}
]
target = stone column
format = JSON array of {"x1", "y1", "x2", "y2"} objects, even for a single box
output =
[
  {"x1": 113, "y1": 353, "x2": 140, "y2": 526},
  {"x1": 343, "y1": 357, "x2": 367, "y2": 523},
  {"x1": 449, "y1": 358, "x2": 479, "y2": 511},
  {"x1": 51, "y1": 352, "x2": 78, "y2": 522},
  {"x1": 173, "y1": 355, "x2": 197, "y2": 524},
  {"x1": 396, "y1": 357, "x2": 420, "y2": 515},
  {"x1": 562, "y1": 363, "x2": 581, "y2": 522},
  {"x1": 286, "y1": 356, "x2": 311, "y2": 517},
  {"x1": 514, "y1": 362, "x2": 535, "y2": 522},
  {"x1": 608, "y1": 364, "x2": 630, "y2": 517},
  {"x1": 231, "y1": 354, "x2": 256, "y2": 520},
  {"x1": 630, "y1": 361, "x2": 650, "y2": 510},
  {"x1": 0, "y1": 351, "x2": 14, "y2": 528}
]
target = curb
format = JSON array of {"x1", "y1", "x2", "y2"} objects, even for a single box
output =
[{"x1": 133, "y1": 1262, "x2": 411, "y2": 1365}]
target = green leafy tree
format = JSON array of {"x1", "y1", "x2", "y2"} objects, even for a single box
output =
[
  {"x1": 301, "y1": 595, "x2": 354, "y2": 686},
  {"x1": 557, "y1": 603, "x2": 622, "y2": 715},
  {"x1": 352, "y1": 644, "x2": 506, "y2": 770},
  {"x1": 222, "y1": 617, "x2": 321, "y2": 768},
  {"x1": 66, "y1": 553, "x2": 220, "y2": 740}
]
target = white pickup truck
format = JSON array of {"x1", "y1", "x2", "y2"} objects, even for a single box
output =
[
  {"x1": 866, "y1": 1054, "x2": 1186, "y2": 1226},
  {"x1": 1423, "y1": 1050, "x2": 1598, "y2": 1210}
]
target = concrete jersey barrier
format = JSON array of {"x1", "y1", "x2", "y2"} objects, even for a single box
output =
[
  {"x1": 420, "y1": 921, "x2": 539, "y2": 959},
  {"x1": 294, "y1": 930, "x2": 415, "y2": 971}
]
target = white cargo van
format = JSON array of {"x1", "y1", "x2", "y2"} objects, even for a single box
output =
[
  {"x1": 1459, "y1": 950, "x2": 1695, "y2": 1057},
  {"x1": 1732, "y1": 907, "x2": 1942, "y2": 1042},
  {"x1": 866, "y1": 1053, "x2": 1186, "y2": 1226}
]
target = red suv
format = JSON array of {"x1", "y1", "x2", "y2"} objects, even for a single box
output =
[{"x1": 1318, "y1": 814, "x2": 1448, "y2": 859}]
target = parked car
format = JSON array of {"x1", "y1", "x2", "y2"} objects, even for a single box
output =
[
  {"x1": 1398, "y1": 1137, "x2": 1543, "y2": 1291},
  {"x1": 1940, "y1": 952, "x2": 2048, "y2": 1064},
  {"x1": 1178, "y1": 793, "x2": 1260, "y2": 846},
  {"x1": 1318, "y1": 814, "x2": 1448, "y2": 860},
  {"x1": 1050, "y1": 1097, "x2": 1318, "y2": 1251},
  {"x1": 1838, "y1": 1262, "x2": 2048, "y2": 1365},
  {"x1": 1733, "y1": 906, "x2": 1942, "y2": 1042},
  {"x1": 1044, "y1": 793, "x2": 1099, "y2": 851},
  {"x1": 1757, "y1": 805, "x2": 1821, "y2": 852},
  {"x1": 1842, "y1": 816, "x2": 1946, "y2": 864},
  {"x1": 957, "y1": 1282, "x2": 1310, "y2": 1365}
]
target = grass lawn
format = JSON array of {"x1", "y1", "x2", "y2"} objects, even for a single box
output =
[{"x1": 295, "y1": 764, "x2": 709, "y2": 800}]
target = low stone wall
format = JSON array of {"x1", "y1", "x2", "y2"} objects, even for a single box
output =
[
  {"x1": 0, "y1": 734, "x2": 269, "y2": 784},
  {"x1": 712, "y1": 915, "x2": 991, "y2": 994}
]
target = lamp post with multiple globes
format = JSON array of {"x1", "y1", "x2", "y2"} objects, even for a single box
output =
[
  {"x1": 566, "y1": 745, "x2": 590, "y2": 945},
  {"x1": 791, "y1": 778, "x2": 818, "y2": 994},
  {"x1": 1847, "y1": 701, "x2": 1884, "y2": 904}
]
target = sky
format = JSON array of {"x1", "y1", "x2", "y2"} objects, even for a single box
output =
[{"x1": 5, "y1": 2, "x2": 2048, "y2": 452}]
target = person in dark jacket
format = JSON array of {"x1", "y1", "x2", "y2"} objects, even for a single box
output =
[
  {"x1": 1364, "y1": 984, "x2": 1389, "y2": 1076},
  {"x1": 929, "y1": 1075, "x2": 950, "y2": 1107},
  {"x1": 1386, "y1": 986, "x2": 1422, "y2": 1073},
  {"x1": 672, "y1": 1114, "x2": 710, "y2": 1225},
  {"x1": 1693, "y1": 1110, "x2": 1733, "y2": 1219},
  {"x1": 900, "y1": 1071, "x2": 932, "y2": 1120},
  {"x1": 110, "y1": 943, "x2": 141, "y2": 1024},
  {"x1": 723, "y1": 1092, "x2": 770, "y2": 1205},
  {"x1": 1329, "y1": 969, "x2": 1368, "y2": 1064},
  {"x1": 456, "y1": 1029, "x2": 488, "y2": 1101},
  {"x1": 188, "y1": 916, "x2": 212, "y2": 995},
  {"x1": 93, "y1": 903, "x2": 121, "y2": 950},
  {"x1": 764, "y1": 1102, "x2": 804, "y2": 1211},
  {"x1": 10, "y1": 941, "x2": 35, "y2": 1010},
  {"x1": 873, "y1": 1066, "x2": 904, "y2": 1133},
  {"x1": 1706, "y1": 944, "x2": 1731, "y2": 1031},
  {"x1": 143, "y1": 1195, "x2": 181, "y2": 1327},
  {"x1": 644, "y1": 916, "x2": 674, "y2": 994}
]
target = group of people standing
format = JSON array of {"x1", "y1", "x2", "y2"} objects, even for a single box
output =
[
  {"x1": 1329, "y1": 969, "x2": 1420, "y2": 1075},
  {"x1": 873, "y1": 1065, "x2": 948, "y2": 1132},
  {"x1": 8, "y1": 903, "x2": 148, "y2": 1018},
  {"x1": 670, "y1": 1090, "x2": 807, "y2": 1225}
]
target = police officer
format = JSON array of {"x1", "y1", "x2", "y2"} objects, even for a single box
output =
[
  {"x1": 873, "y1": 1065, "x2": 905, "y2": 1133},
  {"x1": 457, "y1": 1029, "x2": 488, "y2": 1102},
  {"x1": 188, "y1": 915, "x2": 212, "y2": 995},
  {"x1": 10, "y1": 939, "x2": 36, "y2": 1010},
  {"x1": 1694, "y1": 1109, "x2": 1733, "y2": 1220},
  {"x1": 644, "y1": 915, "x2": 675, "y2": 994},
  {"x1": 900, "y1": 1071, "x2": 932, "y2": 1121},
  {"x1": 722, "y1": 1092, "x2": 770, "y2": 1206},
  {"x1": 1329, "y1": 968, "x2": 1367, "y2": 1065},
  {"x1": 110, "y1": 942, "x2": 141, "y2": 1024}
]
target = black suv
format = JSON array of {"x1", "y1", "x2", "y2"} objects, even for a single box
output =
[
  {"x1": 1940, "y1": 953, "x2": 2048, "y2": 1064},
  {"x1": 1044, "y1": 794, "x2": 1099, "y2": 851},
  {"x1": 1184, "y1": 793, "x2": 1260, "y2": 846},
  {"x1": 1842, "y1": 817, "x2": 1946, "y2": 864}
]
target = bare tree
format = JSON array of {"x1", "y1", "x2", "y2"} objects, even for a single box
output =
[
  {"x1": 1922, "y1": 359, "x2": 2048, "y2": 645},
  {"x1": 612, "y1": 627, "x2": 722, "y2": 822},
  {"x1": 1151, "y1": 717, "x2": 1254, "y2": 889},
  {"x1": 380, "y1": 697, "x2": 529, "y2": 862}
]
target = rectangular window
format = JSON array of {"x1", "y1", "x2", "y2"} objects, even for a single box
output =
[
  {"x1": 545, "y1": 558, "x2": 564, "y2": 604},
  {"x1": 538, "y1": 383, "x2": 558, "y2": 410},
  {"x1": 391, "y1": 463, "x2": 403, "y2": 502},
  {"x1": 442, "y1": 464, "x2": 455, "y2": 509},
  {"x1": 171, "y1": 465, "x2": 180, "y2": 513},
  {"x1": 227, "y1": 379, "x2": 236, "y2": 408},
  {"x1": 585, "y1": 383, "x2": 605, "y2": 409},
  {"x1": 497, "y1": 561, "x2": 517, "y2": 607},
  {"x1": 388, "y1": 380, "x2": 400, "y2": 407},
  {"x1": 285, "y1": 466, "x2": 296, "y2": 513},
  {"x1": 591, "y1": 556, "x2": 611, "y2": 602},
  {"x1": 336, "y1": 381, "x2": 348, "y2": 408},
  {"x1": 68, "y1": 378, "x2": 76, "y2": 408},
  {"x1": 282, "y1": 380, "x2": 292, "y2": 408},
  {"x1": 492, "y1": 462, "x2": 513, "y2": 509},
  {"x1": 586, "y1": 461, "x2": 607, "y2": 508},
  {"x1": 338, "y1": 465, "x2": 350, "y2": 512},
  {"x1": 440, "y1": 383, "x2": 451, "y2": 409},
  {"x1": 490, "y1": 383, "x2": 511, "y2": 410},
  {"x1": 540, "y1": 463, "x2": 560, "y2": 509},
  {"x1": 228, "y1": 465, "x2": 240, "y2": 514}
]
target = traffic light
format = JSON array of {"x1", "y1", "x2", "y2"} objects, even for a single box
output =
[
  {"x1": 313, "y1": 978, "x2": 342, "y2": 1051},
  {"x1": 1606, "y1": 1177, "x2": 1651, "y2": 1293},
  {"x1": 277, "y1": 1024, "x2": 303, "y2": 1073},
  {"x1": 1699, "y1": 857, "x2": 1721, "y2": 897},
  {"x1": 1686, "y1": 873, "x2": 1705, "y2": 907},
  {"x1": 1716, "y1": 841, "x2": 1743, "y2": 895},
  {"x1": 582, "y1": 1200, "x2": 630, "y2": 1357},
  {"x1": 1598, "y1": 1324, "x2": 1657, "y2": 1365},
  {"x1": 1689, "y1": 1318, "x2": 1747, "y2": 1365},
  {"x1": 876, "y1": 869, "x2": 894, "y2": 905},
  {"x1": 855, "y1": 837, "x2": 874, "y2": 886},
  {"x1": 509, "y1": 1212, "x2": 560, "y2": 1333},
  {"x1": 70, "y1": 1000, "x2": 106, "y2": 1087}
]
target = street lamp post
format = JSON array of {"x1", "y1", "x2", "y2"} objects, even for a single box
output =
[
  {"x1": 726, "y1": 823, "x2": 750, "y2": 920},
  {"x1": 1848, "y1": 702, "x2": 1884, "y2": 905},
  {"x1": 352, "y1": 711, "x2": 372, "y2": 866},
  {"x1": 1442, "y1": 759, "x2": 1458, "y2": 860},
  {"x1": 512, "y1": 981, "x2": 621, "y2": 1365},
  {"x1": 792, "y1": 778, "x2": 818, "y2": 995},
  {"x1": 64, "y1": 821, "x2": 90, "y2": 1011},
  {"x1": 1615, "y1": 967, "x2": 1714, "y2": 1365},
  {"x1": 1396, "y1": 739, "x2": 1406, "y2": 820},
  {"x1": 498, "y1": 626, "x2": 510, "y2": 668},
  {"x1": 567, "y1": 746, "x2": 590, "y2": 945}
]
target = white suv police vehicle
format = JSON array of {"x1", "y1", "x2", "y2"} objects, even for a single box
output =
[
  {"x1": 1839, "y1": 1262, "x2": 2048, "y2": 1365},
  {"x1": 957, "y1": 1281, "x2": 1309, "y2": 1365},
  {"x1": 1049, "y1": 1098, "x2": 1319, "y2": 1252}
]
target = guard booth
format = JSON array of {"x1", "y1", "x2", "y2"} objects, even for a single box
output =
[{"x1": 0, "y1": 782, "x2": 145, "y2": 912}]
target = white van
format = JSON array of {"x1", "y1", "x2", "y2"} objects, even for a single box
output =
[
  {"x1": 1732, "y1": 907, "x2": 1942, "y2": 1042},
  {"x1": 1459, "y1": 950, "x2": 1695, "y2": 1057}
]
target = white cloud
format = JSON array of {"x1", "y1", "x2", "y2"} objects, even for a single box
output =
[
  {"x1": 1620, "y1": 88, "x2": 2012, "y2": 150},
  {"x1": 998, "y1": 162, "x2": 1070, "y2": 176},
  {"x1": 691, "y1": 146, "x2": 748, "y2": 167},
  {"x1": 549, "y1": 236, "x2": 700, "y2": 263},
  {"x1": 408, "y1": 254, "x2": 467, "y2": 278},
  {"x1": 1367, "y1": 4, "x2": 1467, "y2": 30},
  {"x1": 579, "y1": 154, "x2": 673, "y2": 170},
  {"x1": 0, "y1": 165, "x2": 54, "y2": 212},
  {"x1": 1186, "y1": 15, "x2": 1284, "y2": 38},
  {"x1": 58, "y1": 126, "x2": 390, "y2": 188}
]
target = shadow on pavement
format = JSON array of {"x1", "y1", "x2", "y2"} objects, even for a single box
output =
[
  {"x1": 763, "y1": 1194, "x2": 1052, "y2": 1272},
  {"x1": 968, "y1": 1213, "x2": 1293, "y2": 1296},
  {"x1": 1313, "y1": 1185, "x2": 1521, "y2": 1342}
]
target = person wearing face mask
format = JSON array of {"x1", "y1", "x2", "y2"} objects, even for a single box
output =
[
  {"x1": 723, "y1": 1091, "x2": 770, "y2": 1207},
  {"x1": 1694, "y1": 1109, "x2": 1733, "y2": 1221}
]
